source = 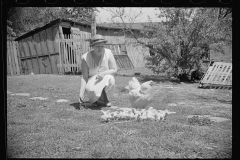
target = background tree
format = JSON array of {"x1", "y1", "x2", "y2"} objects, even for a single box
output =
[
  {"x1": 106, "y1": 7, "x2": 232, "y2": 79},
  {"x1": 103, "y1": 7, "x2": 144, "y2": 36},
  {"x1": 7, "y1": 7, "x2": 97, "y2": 40}
]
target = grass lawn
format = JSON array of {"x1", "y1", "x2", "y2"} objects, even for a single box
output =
[{"x1": 7, "y1": 67, "x2": 232, "y2": 158}]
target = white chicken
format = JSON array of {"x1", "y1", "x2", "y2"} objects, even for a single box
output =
[
  {"x1": 125, "y1": 77, "x2": 155, "y2": 109},
  {"x1": 125, "y1": 77, "x2": 141, "y2": 91},
  {"x1": 140, "y1": 80, "x2": 154, "y2": 94}
]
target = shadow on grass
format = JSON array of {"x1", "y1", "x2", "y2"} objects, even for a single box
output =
[
  {"x1": 117, "y1": 86, "x2": 128, "y2": 93},
  {"x1": 70, "y1": 102, "x2": 103, "y2": 110},
  {"x1": 70, "y1": 102, "x2": 81, "y2": 110},
  {"x1": 115, "y1": 74, "x2": 136, "y2": 78},
  {"x1": 138, "y1": 75, "x2": 198, "y2": 84},
  {"x1": 116, "y1": 73, "x2": 194, "y2": 84},
  {"x1": 138, "y1": 75, "x2": 171, "y2": 84}
]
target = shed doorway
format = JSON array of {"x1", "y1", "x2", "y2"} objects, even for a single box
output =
[
  {"x1": 62, "y1": 27, "x2": 71, "y2": 35},
  {"x1": 59, "y1": 27, "x2": 91, "y2": 74}
]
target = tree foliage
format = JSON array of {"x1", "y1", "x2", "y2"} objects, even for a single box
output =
[
  {"x1": 106, "y1": 7, "x2": 232, "y2": 77},
  {"x1": 7, "y1": 7, "x2": 97, "y2": 40}
]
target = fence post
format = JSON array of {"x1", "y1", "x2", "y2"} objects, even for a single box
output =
[
  {"x1": 16, "y1": 41, "x2": 23, "y2": 75},
  {"x1": 7, "y1": 42, "x2": 13, "y2": 75},
  {"x1": 9, "y1": 41, "x2": 17, "y2": 75},
  {"x1": 57, "y1": 39, "x2": 63, "y2": 73},
  {"x1": 12, "y1": 41, "x2": 20, "y2": 75}
]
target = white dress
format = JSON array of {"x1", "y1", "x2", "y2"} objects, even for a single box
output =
[{"x1": 81, "y1": 48, "x2": 115, "y2": 103}]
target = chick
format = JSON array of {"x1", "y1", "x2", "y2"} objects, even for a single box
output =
[
  {"x1": 101, "y1": 110, "x2": 109, "y2": 114},
  {"x1": 164, "y1": 110, "x2": 176, "y2": 115},
  {"x1": 111, "y1": 111, "x2": 120, "y2": 120},
  {"x1": 156, "y1": 110, "x2": 166, "y2": 121},
  {"x1": 134, "y1": 110, "x2": 141, "y2": 116},
  {"x1": 101, "y1": 115, "x2": 111, "y2": 121},
  {"x1": 101, "y1": 111, "x2": 112, "y2": 121},
  {"x1": 146, "y1": 109, "x2": 156, "y2": 120},
  {"x1": 140, "y1": 109, "x2": 148, "y2": 120},
  {"x1": 116, "y1": 111, "x2": 125, "y2": 120}
]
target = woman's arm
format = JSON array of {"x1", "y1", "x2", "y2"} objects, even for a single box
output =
[
  {"x1": 98, "y1": 51, "x2": 118, "y2": 77},
  {"x1": 79, "y1": 59, "x2": 89, "y2": 101}
]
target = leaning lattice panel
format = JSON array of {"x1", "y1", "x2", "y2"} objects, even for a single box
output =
[{"x1": 200, "y1": 62, "x2": 232, "y2": 87}]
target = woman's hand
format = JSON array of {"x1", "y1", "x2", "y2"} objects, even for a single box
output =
[
  {"x1": 94, "y1": 73, "x2": 104, "y2": 85},
  {"x1": 96, "y1": 72, "x2": 104, "y2": 81},
  {"x1": 78, "y1": 95, "x2": 84, "y2": 104}
]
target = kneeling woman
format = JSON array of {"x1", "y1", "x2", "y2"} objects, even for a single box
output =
[{"x1": 79, "y1": 35, "x2": 118, "y2": 107}]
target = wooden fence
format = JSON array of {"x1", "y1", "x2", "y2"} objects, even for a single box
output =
[
  {"x1": 7, "y1": 37, "x2": 135, "y2": 75},
  {"x1": 56, "y1": 35, "x2": 134, "y2": 73},
  {"x1": 7, "y1": 41, "x2": 21, "y2": 75},
  {"x1": 200, "y1": 62, "x2": 232, "y2": 86},
  {"x1": 56, "y1": 34, "x2": 91, "y2": 73},
  {"x1": 105, "y1": 44, "x2": 134, "y2": 69}
]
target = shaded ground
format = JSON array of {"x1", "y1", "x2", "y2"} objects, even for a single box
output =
[{"x1": 7, "y1": 67, "x2": 232, "y2": 158}]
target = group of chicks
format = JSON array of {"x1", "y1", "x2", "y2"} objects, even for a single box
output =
[
  {"x1": 100, "y1": 107, "x2": 176, "y2": 122},
  {"x1": 100, "y1": 77, "x2": 176, "y2": 122}
]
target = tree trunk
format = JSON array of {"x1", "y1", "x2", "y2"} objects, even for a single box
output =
[{"x1": 91, "y1": 11, "x2": 96, "y2": 37}]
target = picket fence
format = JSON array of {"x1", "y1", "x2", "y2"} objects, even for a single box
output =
[
  {"x1": 56, "y1": 35, "x2": 134, "y2": 73},
  {"x1": 200, "y1": 62, "x2": 232, "y2": 86}
]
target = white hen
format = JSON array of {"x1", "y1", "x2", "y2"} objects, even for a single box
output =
[
  {"x1": 125, "y1": 77, "x2": 155, "y2": 109},
  {"x1": 140, "y1": 80, "x2": 154, "y2": 94},
  {"x1": 125, "y1": 77, "x2": 141, "y2": 91}
]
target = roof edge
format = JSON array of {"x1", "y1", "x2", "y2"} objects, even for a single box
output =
[
  {"x1": 14, "y1": 19, "x2": 62, "y2": 41},
  {"x1": 14, "y1": 18, "x2": 140, "y2": 41}
]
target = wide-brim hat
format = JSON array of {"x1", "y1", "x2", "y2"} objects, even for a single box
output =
[{"x1": 88, "y1": 34, "x2": 108, "y2": 47}]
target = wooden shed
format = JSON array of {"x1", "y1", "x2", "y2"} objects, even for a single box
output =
[{"x1": 14, "y1": 18, "x2": 150, "y2": 75}]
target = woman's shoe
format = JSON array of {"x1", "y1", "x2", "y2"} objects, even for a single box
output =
[
  {"x1": 92, "y1": 102, "x2": 98, "y2": 107},
  {"x1": 96, "y1": 100, "x2": 105, "y2": 107},
  {"x1": 106, "y1": 102, "x2": 111, "y2": 107},
  {"x1": 96, "y1": 100, "x2": 111, "y2": 107}
]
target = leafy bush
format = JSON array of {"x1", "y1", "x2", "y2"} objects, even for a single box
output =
[{"x1": 135, "y1": 8, "x2": 231, "y2": 79}]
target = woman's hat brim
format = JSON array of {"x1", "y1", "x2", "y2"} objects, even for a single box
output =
[{"x1": 90, "y1": 39, "x2": 108, "y2": 47}]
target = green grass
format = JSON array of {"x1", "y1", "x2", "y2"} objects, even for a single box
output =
[{"x1": 7, "y1": 67, "x2": 232, "y2": 158}]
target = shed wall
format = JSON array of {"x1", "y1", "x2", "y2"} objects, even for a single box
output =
[
  {"x1": 16, "y1": 21, "x2": 150, "y2": 75},
  {"x1": 18, "y1": 24, "x2": 61, "y2": 74}
]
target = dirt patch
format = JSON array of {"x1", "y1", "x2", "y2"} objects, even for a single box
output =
[
  {"x1": 10, "y1": 93, "x2": 30, "y2": 96},
  {"x1": 187, "y1": 115, "x2": 229, "y2": 123},
  {"x1": 30, "y1": 97, "x2": 49, "y2": 100},
  {"x1": 56, "y1": 99, "x2": 69, "y2": 103}
]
